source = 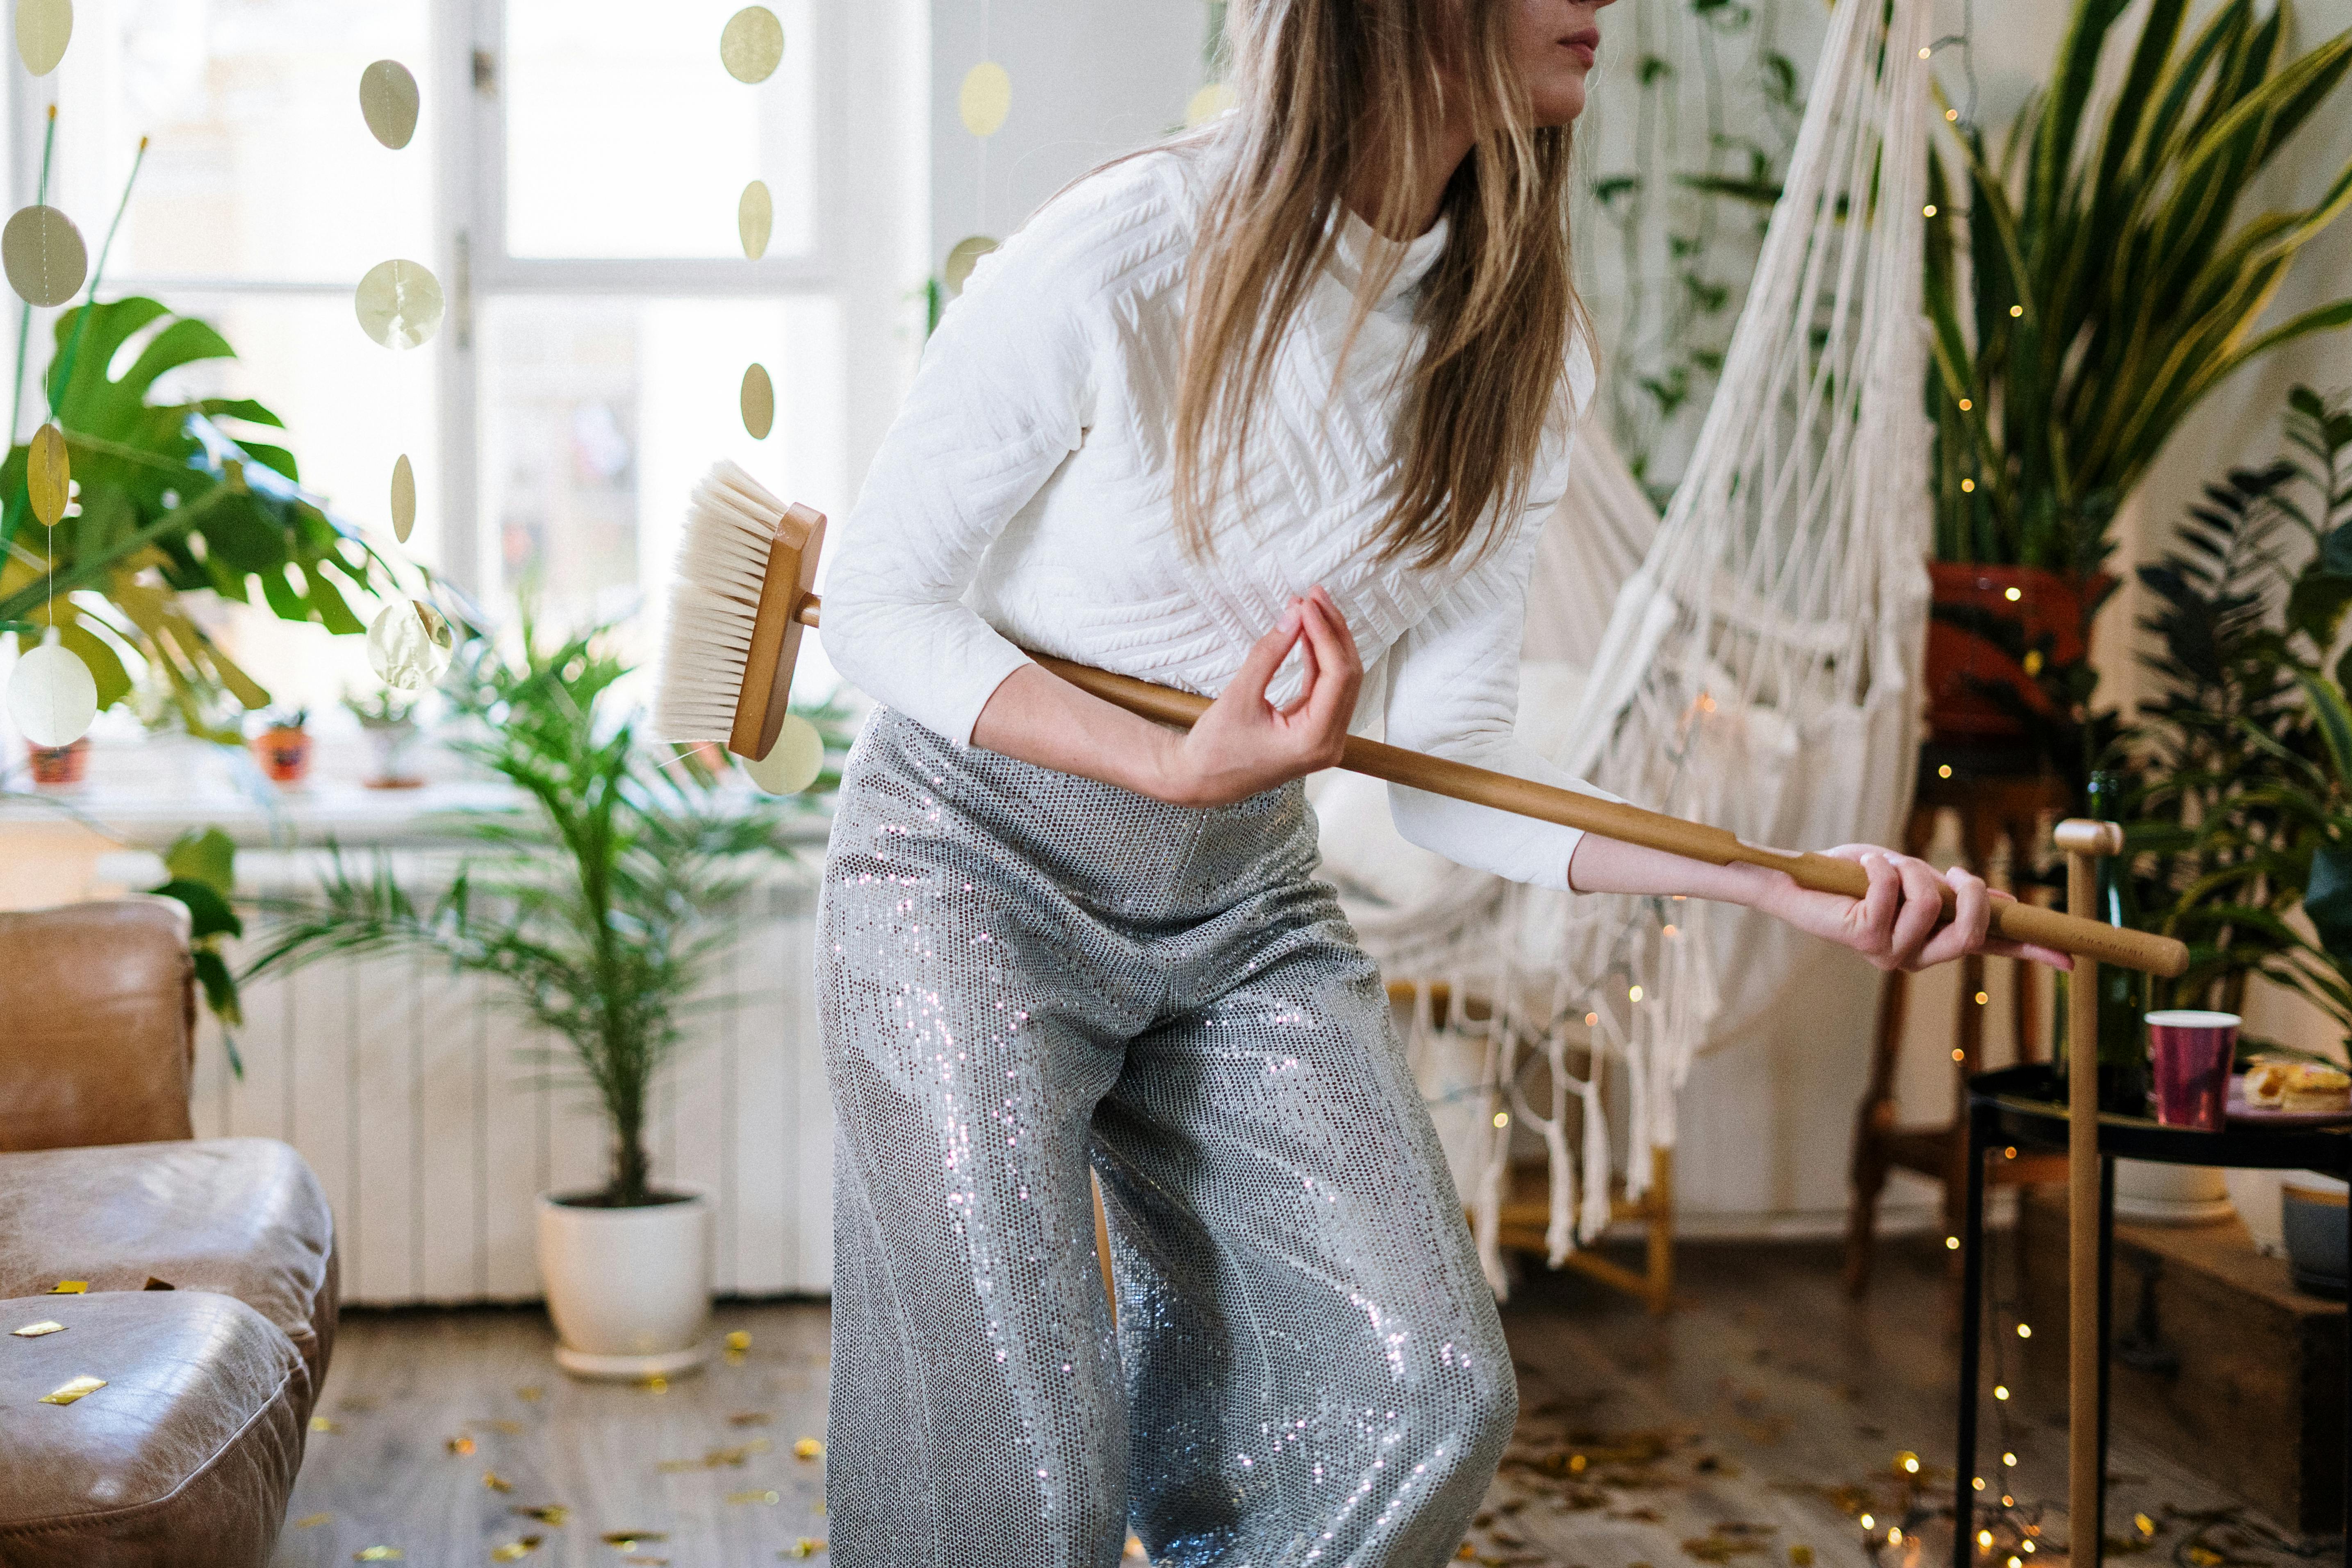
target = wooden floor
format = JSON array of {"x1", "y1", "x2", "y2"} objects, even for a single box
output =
[{"x1": 275, "y1": 1236, "x2": 2306, "y2": 1567}]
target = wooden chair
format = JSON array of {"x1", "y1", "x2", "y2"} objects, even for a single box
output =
[
  {"x1": 1842, "y1": 768, "x2": 2072, "y2": 1295},
  {"x1": 1390, "y1": 979, "x2": 1676, "y2": 1315}
]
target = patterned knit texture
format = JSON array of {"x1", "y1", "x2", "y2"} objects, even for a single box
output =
[{"x1": 822, "y1": 145, "x2": 1614, "y2": 890}]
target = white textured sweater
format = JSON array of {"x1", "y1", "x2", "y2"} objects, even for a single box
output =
[{"x1": 823, "y1": 149, "x2": 1616, "y2": 890}]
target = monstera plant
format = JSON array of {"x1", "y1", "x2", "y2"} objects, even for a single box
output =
[{"x1": 0, "y1": 297, "x2": 402, "y2": 740}]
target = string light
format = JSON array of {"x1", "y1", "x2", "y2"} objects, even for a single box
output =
[
  {"x1": 2009, "y1": 304, "x2": 2024, "y2": 317},
  {"x1": 1585, "y1": 1012, "x2": 1599, "y2": 1026},
  {"x1": 1890, "y1": 1529, "x2": 1904, "y2": 1545},
  {"x1": 2002, "y1": 1452, "x2": 2016, "y2": 1466},
  {"x1": 1961, "y1": 478, "x2": 1976, "y2": 492},
  {"x1": 2015, "y1": 1324, "x2": 2031, "y2": 1338},
  {"x1": 1938, "y1": 764, "x2": 1954, "y2": 778},
  {"x1": 1946, "y1": 107, "x2": 1960, "y2": 121},
  {"x1": 1974, "y1": 990, "x2": 1989, "y2": 1005},
  {"x1": 1993, "y1": 1384, "x2": 2009, "y2": 1400},
  {"x1": 1629, "y1": 984, "x2": 1644, "y2": 1002},
  {"x1": 1492, "y1": 1111, "x2": 1510, "y2": 1128},
  {"x1": 1945, "y1": 1235, "x2": 1960, "y2": 1251},
  {"x1": 1951, "y1": 1048, "x2": 1966, "y2": 1062},
  {"x1": 1923, "y1": 204, "x2": 1938, "y2": 217},
  {"x1": 1979, "y1": 1532, "x2": 1995, "y2": 1550},
  {"x1": 1900, "y1": 1454, "x2": 1920, "y2": 1474},
  {"x1": 2003, "y1": 585, "x2": 2022, "y2": 601},
  {"x1": 1973, "y1": 1478, "x2": 1985, "y2": 1492},
  {"x1": 1860, "y1": 1515, "x2": 1875, "y2": 1530},
  {"x1": 1958, "y1": 397, "x2": 1973, "y2": 410},
  {"x1": 2021, "y1": 1544, "x2": 2035, "y2": 1555}
]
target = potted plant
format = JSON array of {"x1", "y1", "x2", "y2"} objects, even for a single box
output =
[
  {"x1": 246, "y1": 619, "x2": 789, "y2": 1377},
  {"x1": 342, "y1": 687, "x2": 424, "y2": 789},
  {"x1": 1922, "y1": 0, "x2": 2352, "y2": 792},
  {"x1": 2121, "y1": 385, "x2": 2352, "y2": 1240},
  {"x1": 251, "y1": 708, "x2": 312, "y2": 786},
  {"x1": 24, "y1": 735, "x2": 88, "y2": 787}
]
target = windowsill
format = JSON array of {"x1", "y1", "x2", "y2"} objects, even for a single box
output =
[{"x1": 1, "y1": 732, "x2": 836, "y2": 853}]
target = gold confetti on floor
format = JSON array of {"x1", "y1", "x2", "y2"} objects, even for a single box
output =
[
  {"x1": 483, "y1": 1472, "x2": 515, "y2": 1493},
  {"x1": 473, "y1": 1417, "x2": 525, "y2": 1435},
  {"x1": 39, "y1": 1375, "x2": 105, "y2": 1405},
  {"x1": 729, "y1": 1411, "x2": 774, "y2": 1426},
  {"x1": 311, "y1": 1416, "x2": 341, "y2": 1433},
  {"x1": 446, "y1": 1436, "x2": 476, "y2": 1456},
  {"x1": 354, "y1": 1551, "x2": 404, "y2": 1563},
  {"x1": 295, "y1": 1513, "x2": 332, "y2": 1529},
  {"x1": 47, "y1": 1281, "x2": 86, "y2": 1295},
  {"x1": 789, "y1": 1540, "x2": 828, "y2": 1559},
  {"x1": 793, "y1": 1437, "x2": 823, "y2": 1461},
  {"x1": 10, "y1": 1320, "x2": 64, "y2": 1337},
  {"x1": 727, "y1": 1489, "x2": 781, "y2": 1506},
  {"x1": 726, "y1": 1329, "x2": 753, "y2": 1352},
  {"x1": 602, "y1": 1532, "x2": 666, "y2": 1548},
  {"x1": 516, "y1": 1386, "x2": 543, "y2": 1402},
  {"x1": 489, "y1": 1536, "x2": 543, "y2": 1562},
  {"x1": 512, "y1": 1504, "x2": 568, "y2": 1525},
  {"x1": 640, "y1": 1375, "x2": 669, "y2": 1394}
]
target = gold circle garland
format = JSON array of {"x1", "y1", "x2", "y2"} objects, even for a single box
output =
[
  {"x1": 720, "y1": 7, "x2": 785, "y2": 84},
  {"x1": 2, "y1": 205, "x2": 87, "y2": 307},
  {"x1": 354, "y1": 259, "x2": 444, "y2": 350},
  {"x1": 960, "y1": 62, "x2": 1011, "y2": 137},
  {"x1": 359, "y1": 60, "x2": 421, "y2": 150}
]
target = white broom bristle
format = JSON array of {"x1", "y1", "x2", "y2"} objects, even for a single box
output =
[{"x1": 653, "y1": 460, "x2": 794, "y2": 744}]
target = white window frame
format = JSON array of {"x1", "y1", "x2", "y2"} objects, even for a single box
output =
[{"x1": 10, "y1": 0, "x2": 929, "y2": 606}]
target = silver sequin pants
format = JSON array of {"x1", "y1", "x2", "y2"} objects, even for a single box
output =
[{"x1": 817, "y1": 710, "x2": 1516, "y2": 1568}]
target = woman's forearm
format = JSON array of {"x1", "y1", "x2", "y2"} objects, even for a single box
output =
[
  {"x1": 970, "y1": 662, "x2": 1186, "y2": 798},
  {"x1": 1564, "y1": 832, "x2": 1782, "y2": 907}
]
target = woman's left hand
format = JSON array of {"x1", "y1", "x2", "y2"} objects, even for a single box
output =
[{"x1": 1752, "y1": 845, "x2": 2071, "y2": 972}]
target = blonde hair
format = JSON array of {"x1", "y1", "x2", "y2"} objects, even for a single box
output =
[{"x1": 1174, "y1": 0, "x2": 1585, "y2": 567}]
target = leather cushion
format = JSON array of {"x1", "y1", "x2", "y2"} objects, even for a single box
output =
[
  {"x1": 0, "y1": 1140, "x2": 336, "y2": 1406},
  {"x1": 0, "y1": 1289, "x2": 303, "y2": 1568},
  {"x1": 0, "y1": 901, "x2": 195, "y2": 1153}
]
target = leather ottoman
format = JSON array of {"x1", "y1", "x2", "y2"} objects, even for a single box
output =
[
  {"x1": 0, "y1": 1290, "x2": 305, "y2": 1568},
  {"x1": 0, "y1": 1139, "x2": 337, "y2": 1410}
]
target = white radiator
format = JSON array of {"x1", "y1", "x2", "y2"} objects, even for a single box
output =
[{"x1": 190, "y1": 867, "x2": 835, "y2": 1307}]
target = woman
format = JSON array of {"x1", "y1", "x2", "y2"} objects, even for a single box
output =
[{"x1": 818, "y1": 2, "x2": 2049, "y2": 1562}]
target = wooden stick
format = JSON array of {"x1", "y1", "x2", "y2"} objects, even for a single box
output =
[
  {"x1": 2056, "y1": 819, "x2": 2118, "y2": 1568},
  {"x1": 792, "y1": 596, "x2": 2189, "y2": 979}
]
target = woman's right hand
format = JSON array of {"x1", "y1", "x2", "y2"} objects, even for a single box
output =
[{"x1": 1152, "y1": 586, "x2": 1363, "y2": 807}]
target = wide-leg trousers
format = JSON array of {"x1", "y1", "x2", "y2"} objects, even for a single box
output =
[{"x1": 816, "y1": 709, "x2": 1517, "y2": 1568}]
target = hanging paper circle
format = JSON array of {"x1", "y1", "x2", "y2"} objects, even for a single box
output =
[
  {"x1": 1185, "y1": 82, "x2": 1236, "y2": 128},
  {"x1": 738, "y1": 180, "x2": 773, "y2": 260},
  {"x1": 355, "y1": 259, "x2": 444, "y2": 350},
  {"x1": 390, "y1": 454, "x2": 417, "y2": 544},
  {"x1": 741, "y1": 364, "x2": 775, "y2": 440},
  {"x1": 2, "y1": 205, "x2": 86, "y2": 307},
  {"x1": 943, "y1": 235, "x2": 999, "y2": 298},
  {"x1": 9, "y1": 637, "x2": 96, "y2": 748},
  {"x1": 960, "y1": 62, "x2": 1011, "y2": 137},
  {"x1": 366, "y1": 599, "x2": 455, "y2": 691},
  {"x1": 14, "y1": 0, "x2": 70, "y2": 77},
  {"x1": 743, "y1": 713, "x2": 823, "y2": 795},
  {"x1": 27, "y1": 422, "x2": 69, "y2": 526},
  {"x1": 359, "y1": 60, "x2": 421, "y2": 150},
  {"x1": 720, "y1": 7, "x2": 784, "y2": 84}
]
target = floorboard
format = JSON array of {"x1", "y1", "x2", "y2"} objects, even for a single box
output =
[{"x1": 274, "y1": 1236, "x2": 2311, "y2": 1567}]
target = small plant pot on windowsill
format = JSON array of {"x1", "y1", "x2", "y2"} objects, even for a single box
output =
[
  {"x1": 253, "y1": 726, "x2": 313, "y2": 787},
  {"x1": 535, "y1": 1187, "x2": 713, "y2": 1379},
  {"x1": 26, "y1": 735, "x2": 89, "y2": 787},
  {"x1": 360, "y1": 717, "x2": 423, "y2": 790}
]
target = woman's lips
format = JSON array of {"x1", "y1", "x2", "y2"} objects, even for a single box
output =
[{"x1": 1560, "y1": 32, "x2": 1599, "y2": 67}]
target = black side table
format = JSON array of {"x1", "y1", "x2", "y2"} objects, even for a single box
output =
[{"x1": 1956, "y1": 1063, "x2": 2352, "y2": 1567}]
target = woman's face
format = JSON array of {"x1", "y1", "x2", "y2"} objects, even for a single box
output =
[{"x1": 1510, "y1": 0, "x2": 1614, "y2": 126}]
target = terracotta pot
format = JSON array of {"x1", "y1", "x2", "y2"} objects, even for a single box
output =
[
  {"x1": 253, "y1": 726, "x2": 312, "y2": 785},
  {"x1": 26, "y1": 736, "x2": 89, "y2": 787},
  {"x1": 1925, "y1": 562, "x2": 2114, "y2": 743}
]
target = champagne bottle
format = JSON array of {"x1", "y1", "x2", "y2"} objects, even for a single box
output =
[{"x1": 2055, "y1": 770, "x2": 2150, "y2": 1115}]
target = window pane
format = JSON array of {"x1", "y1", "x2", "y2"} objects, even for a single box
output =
[
  {"x1": 477, "y1": 295, "x2": 845, "y2": 683},
  {"x1": 48, "y1": 0, "x2": 434, "y2": 284},
  {"x1": 504, "y1": 0, "x2": 816, "y2": 261}
]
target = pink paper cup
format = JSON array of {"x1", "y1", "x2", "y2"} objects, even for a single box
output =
[{"x1": 2145, "y1": 1010, "x2": 2239, "y2": 1131}]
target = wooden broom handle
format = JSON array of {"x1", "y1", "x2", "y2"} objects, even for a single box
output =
[{"x1": 795, "y1": 596, "x2": 2188, "y2": 978}]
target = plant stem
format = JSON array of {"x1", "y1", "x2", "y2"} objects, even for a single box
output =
[
  {"x1": 6, "y1": 107, "x2": 57, "y2": 492},
  {"x1": 46, "y1": 136, "x2": 150, "y2": 425}
]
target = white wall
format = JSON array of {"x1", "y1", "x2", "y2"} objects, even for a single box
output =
[{"x1": 927, "y1": 0, "x2": 1212, "y2": 270}]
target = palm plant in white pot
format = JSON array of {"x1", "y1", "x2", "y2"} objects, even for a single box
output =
[{"x1": 249, "y1": 619, "x2": 794, "y2": 1376}]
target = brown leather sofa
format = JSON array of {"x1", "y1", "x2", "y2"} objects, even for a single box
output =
[{"x1": 0, "y1": 899, "x2": 339, "y2": 1568}]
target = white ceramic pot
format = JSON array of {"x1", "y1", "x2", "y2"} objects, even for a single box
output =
[
  {"x1": 535, "y1": 1188, "x2": 713, "y2": 1379},
  {"x1": 2112, "y1": 1158, "x2": 2234, "y2": 1226}
]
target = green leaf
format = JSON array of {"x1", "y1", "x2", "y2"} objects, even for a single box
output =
[
  {"x1": 150, "y1": 878, "x2": 244, "y2": 942},
  {"x1": 2287, "y1": 571, "x2": 2352, "y2": 644},
  {"x1": 53, "y1": 621, "x2": 132, "y2": 711},
  {"x1": 189, "y1": 947, "x2": 245, "y2": 1035},
  {"x1": 2304, "y1": 841, "x2": 2352, "y2": 968},
  {"x1": 164, "y1": 827, "x2": 237, "y2": 897},
  {"x1": 2295, "y1": 668, "x2": 2352, "y2": 785}
]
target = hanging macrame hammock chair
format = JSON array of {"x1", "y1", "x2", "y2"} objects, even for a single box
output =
[{"x1": 1318, "y1": 0, "x2": 1934, "y2": 1291}]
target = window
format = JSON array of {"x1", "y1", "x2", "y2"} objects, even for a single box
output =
[{"x1": 20, "y1": 0, "x2": 922, "y2": 708}]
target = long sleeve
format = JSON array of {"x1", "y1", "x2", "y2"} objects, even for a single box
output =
[
  {"x1": 820, "y1": 174, "x2": 1143, "y2": 745},
  {"x1": 1381, "y1": 506, "x2": 1622, "y2": 892}
]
